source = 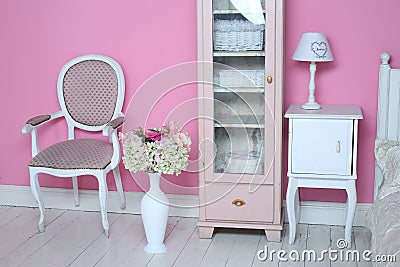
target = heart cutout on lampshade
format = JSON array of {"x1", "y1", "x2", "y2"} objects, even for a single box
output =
[{"x1": 311, "y1": 42, "x2": 328, "y2": 59}]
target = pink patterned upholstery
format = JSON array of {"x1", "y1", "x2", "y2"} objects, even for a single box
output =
[
  {"x1": 26, "y1": 115, "x2": 51, "y2": 126},
  {"x1": 62, "y1": 60, "x2": 118, "y2": 126},
  {"x1": 29, "y1": 139, "x2": 113, "y2": 169},
  {"x1": 107, "y1": 116, "x2": 125, "y2": 129}
]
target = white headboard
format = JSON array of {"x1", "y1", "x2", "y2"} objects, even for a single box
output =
[{"x1": 375, "y1": 52, "x2": 400, "y2": 199}]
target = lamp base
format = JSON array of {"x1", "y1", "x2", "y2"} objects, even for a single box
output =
[{"x1": 301, "y1": 102, "x2": 321, "y2": 110}]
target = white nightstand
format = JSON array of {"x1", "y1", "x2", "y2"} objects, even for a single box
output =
[{"x1": 284, "y1": 104, "x2": 363, "y2": 247}]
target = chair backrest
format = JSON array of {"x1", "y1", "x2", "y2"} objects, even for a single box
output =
[{"x1": 57, "y1": 55, "x2": 125, "y2": 132}]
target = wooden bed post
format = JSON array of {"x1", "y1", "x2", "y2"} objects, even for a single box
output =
[
  {"x1": 377, "y1": 52, "x2": 391, "y2": 140},
  {"x1": 374, "y1": 52, "x2": 391, "y2": 199}
]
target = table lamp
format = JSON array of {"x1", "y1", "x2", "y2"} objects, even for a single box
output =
[{"x1": 292, "y1": 32, "x2": 334, "y2": 110}]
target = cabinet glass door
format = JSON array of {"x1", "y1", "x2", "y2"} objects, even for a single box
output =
[{"x1": 212, "y1": 0, "x2": 266, "y2": 175}]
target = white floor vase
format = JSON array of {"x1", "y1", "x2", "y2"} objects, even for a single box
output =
[{"x1": 141, "y1": 172, "x2": 169, "y2": 253}]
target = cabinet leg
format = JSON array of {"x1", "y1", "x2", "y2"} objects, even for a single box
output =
[
  {"x1": 286, "y1": 178, "x2": 298, "y2": 245},
  {"x1": 198, "y1": 226, "x2": 214, "y2": 238},
  {"x1": 264, "y1": 229, "x2": 281, "y2": 242},
  {"x1": 345, "y1": 181, "x2": 357, "y2": 247}
]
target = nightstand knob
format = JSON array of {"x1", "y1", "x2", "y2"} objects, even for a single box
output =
[
  {"x1": 336, "y1": 141, "x2": 341, "y2": 153},
  {"x1": 232, "y1": 199, "x2": 246, "y2": 207}
]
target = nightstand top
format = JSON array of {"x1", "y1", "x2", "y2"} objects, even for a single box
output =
[{"x1": 284, "y1": 104, "x2": 363, "y2": 119}]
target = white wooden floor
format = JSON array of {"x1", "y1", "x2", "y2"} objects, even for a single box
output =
[{"x1": 0, "y1": 206, "x2": 372, "y2": 267}]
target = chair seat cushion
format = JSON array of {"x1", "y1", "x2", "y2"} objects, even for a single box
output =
[{"x1": 29, "y1": 139, "x2": 113, "y2": 170}]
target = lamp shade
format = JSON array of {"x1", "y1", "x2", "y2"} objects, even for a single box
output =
[{"x1": 292, "y1": 32, "x2": 334, "y2": 62}]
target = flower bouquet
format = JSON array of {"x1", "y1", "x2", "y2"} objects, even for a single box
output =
[{"x1": 119, "y1": 121, "x2": 192, "y2": 175}]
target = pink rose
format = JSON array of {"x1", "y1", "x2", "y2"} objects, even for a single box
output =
[{"x1": 145, "y1": 129, "x2": 162, "y2": 141}]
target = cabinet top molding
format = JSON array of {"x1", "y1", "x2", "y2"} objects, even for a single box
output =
[{"x1": 284, "y1": 104, "x2": 363, "y2": 120}]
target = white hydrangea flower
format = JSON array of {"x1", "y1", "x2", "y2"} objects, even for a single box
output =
[{"x1": 119, "y1": 121, "x2": 191, "y2": 175}]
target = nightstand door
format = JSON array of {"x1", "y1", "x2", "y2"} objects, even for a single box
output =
[{"x1": 291, "y1": 119, "x2": 353, "y2": 175}]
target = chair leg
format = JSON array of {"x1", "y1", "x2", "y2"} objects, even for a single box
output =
[
  {"x1": 96, "y1": 174, "x2": 109, "y2": 238},
  {"x1": 72, "y1": 176, "x2": 79, "y2": 207},
  {"x1": 113, "y1": 166, "x2": 126, "y2": 210},
  {"x1": 29, "y1": 169, "x2": 45, "y2": 233}
]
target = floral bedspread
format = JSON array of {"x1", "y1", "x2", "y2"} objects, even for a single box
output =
[{"x1": 365, "y1": 140, "x2": 400, "y2": 260}]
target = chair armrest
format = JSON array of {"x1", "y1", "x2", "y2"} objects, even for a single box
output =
[
  {"x1": 22, "y1": 111, "x2": 64, "y2": 157},
  {"x1": 27, "y1": 115, "x2": 51, "y2": 126},
  {"x1": 22, "y1": 111, "x2": 64, "y2": 134},
  {"x1": 103, "y1": 116, "x2": 125, "y2": 136}
]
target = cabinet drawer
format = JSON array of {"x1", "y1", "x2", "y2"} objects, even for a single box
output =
[
  {"x1": 291, "y1": 119, "x2": 353, "y2": 175},
  {"x1": 205, "y1": 183, "x2": 274, "y2": 223}
]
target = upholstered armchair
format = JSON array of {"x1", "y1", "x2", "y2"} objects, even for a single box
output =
[{"x1": 22, "y1": 54, "x2": 126, "y2": 237}]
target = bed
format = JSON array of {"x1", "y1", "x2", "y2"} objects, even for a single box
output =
[{"x1": 365, "y1": 52, "x2": 400, "y2": 263}]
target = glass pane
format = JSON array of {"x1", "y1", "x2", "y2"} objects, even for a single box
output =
[{"x1": 212, "y1": 0, "x2": 266, "y2": 174}]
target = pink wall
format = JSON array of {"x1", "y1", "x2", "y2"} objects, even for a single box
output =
[{"x1": 2, "y1": 0, "x2": 400, "y2": 204}]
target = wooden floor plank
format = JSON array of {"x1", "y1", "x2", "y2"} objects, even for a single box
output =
[
  {"x1": 199, "y1": 228, "x2": 240, "y2": 267},
  {"x1": 119, "y1": 217, "x2": 181, "y2": 267},
  {"x1": 0, "y1": 207, "x2": 62, "y2": 259},
  {"x1": 305, "y1": 224, "x2": 331, "y2": 267},
  {"x1": 18, "y1": 211, "x2": 119, "y2": 267},
  {"x1": 0, "y1": 205, "x2": 12, "y2": 223},
  {"x1": 69, "y1": 213, "x2": 141, "y2": 267},
  {"x1": 0, "y1": 208, "x2": 66, "y2": 266},
  {"x1": 0, "y1": 206, "x2": 375, "y2": 267},
  {"x1": 353, "y1": 227, "x2": 372, "y2": 267},
  {"x1": 146, "y1": 218, "x2": 198, "y2": 267},
  {"x1": 0, "y1": 206, "x2": 34, "y2": 229},
  {"x1": 225, "y1": 229, "x2": 262, "y2": 267},
  {"x1": 172, "y1": 226, "x2": 213, "y2": 267},
  {"x1": 93, "y1": 217, "x2": 149, "y2": 267},
  {"x1": 252, "y1": 225, "x2": 285, "y2": 267},
  {"x1": 279, "y1": 223, "x2": 308, "y2": 267},
  {"x1": 95, "y1": 217, "x2": 180, "y2": 267},
  {"x1": 330, "y1": 225, "x2": 357, "y2": 267}
]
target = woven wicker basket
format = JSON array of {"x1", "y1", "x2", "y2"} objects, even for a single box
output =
[
  {"x1": 214, "y1": 19, "x2": 265, "y2": 51},
  {"x1": 219, "y1": 70, "x2": 264, "y2": 87}
]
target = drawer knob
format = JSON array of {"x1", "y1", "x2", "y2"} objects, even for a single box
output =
[
  {"x1": 336, "y1": 141, "x2": 341, "y2": 153},
  {"x1": 232, "y1": 199, "x2": 246, "y2": 207}
]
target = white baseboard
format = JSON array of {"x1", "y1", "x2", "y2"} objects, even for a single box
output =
[
  {"x1": 283, "y1": 200, "x2": 370, "y2": 227},
  {"x1": 0, "y1": 185, "x2": 370, "y2": 226},
  {"x1": 0, "y1": 185, "x2": 199, "y2": 217}
]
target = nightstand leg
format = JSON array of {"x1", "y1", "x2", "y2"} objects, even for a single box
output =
[
  {"x1": 345, "y1": 180, "x2": 357, "y2": 247},
  {"x1": 286, "y1": 178, "x2": 299, "y2": 245},
  {"x1": 294, "y1": 188, "x2": 300, "y2": 224}
]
